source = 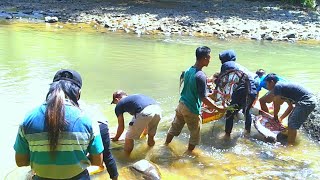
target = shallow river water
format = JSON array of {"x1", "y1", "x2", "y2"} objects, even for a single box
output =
[{"x1": 1, "y1": 23, "x2": 320, "y2": 179}]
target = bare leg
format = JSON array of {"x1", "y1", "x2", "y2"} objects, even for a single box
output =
[
  {"x1": 124, "y1": 138, "x2": 134, "y2": 156},
  {"x1": 187, "y1": 143, "x2": 195, "y2": 152},
  {"x1": 147, "y1": 135, "x2": 155, "y2": 146},
  {"x1": 165, "y1": 133, "x2": 174, "y2": 145},
  {"x1": 287, "y1": 127, "x2": 297, "y2": 146}
]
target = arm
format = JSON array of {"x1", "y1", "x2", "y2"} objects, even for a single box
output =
[
  {"x1": 202, "y1": 97, "x2": 225, "y2": 113},
  {"x1": 273, "y1": 95, "x2": 282, "y2": 121},
  {"x1": 15, "y1": 153, "x2": 30, "y2": 167},
  {"x1": 112, "y1": 114, "x2": 125, "y2": 141},
  {"x1": 279, "y1": 101, "x2": 293, "y2": 121},
  {"x1": 88, "y1": 153, "x2": 103, "y2": 166}
]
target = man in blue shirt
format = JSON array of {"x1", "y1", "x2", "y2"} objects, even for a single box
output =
[
  {"x1": 165, "y1": 46, "x2": 225, "y2": 152},
  {"x1": 265, "y1": 73, "x2": 316, "y2": 145},
  {"x1": 111, "y1": 91, "x2": 162, "y2": 155}
]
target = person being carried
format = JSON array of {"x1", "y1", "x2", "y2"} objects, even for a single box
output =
[
  {"x1": 264, "y1": 73, "x2": 316, "y2": 145},
  {"x1": 218, "y1": 50, "x2": 258, "y2": 138},
  {"x1": 111, "y1": 90, "x2": 162, "y2": 155},
  {"x1": 165, "y1": 46, "x2": 225, "y2": 152},
  {"x1": 255, "y1": 69, "x2": 287, "y2": 113},
  {"x1": 14, "y1": 69, "x2": 104, "y2": 179}
]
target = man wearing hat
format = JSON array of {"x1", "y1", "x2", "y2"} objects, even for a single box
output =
[
  {"x1": 218, "y1": 50, "x2": 258, "y2": 138},
  {"x1": 111, "y1": 90, "x2": 162, "y2": 155}
]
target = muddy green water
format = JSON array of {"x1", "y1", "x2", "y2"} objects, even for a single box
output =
[{"x1": 1, "y1": 23, "x2": 320, "y2": 179}]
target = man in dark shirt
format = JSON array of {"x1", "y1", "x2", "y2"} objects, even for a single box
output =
[
  {"x1": 218, "y1": 50, "x2": 258, "y2": 138},
  {"x1": 110, "y1": 90, "x2": 162, "y2": 155},
  {"x1": 265, "y1": 73, "x2": 316, "y2": 145}
]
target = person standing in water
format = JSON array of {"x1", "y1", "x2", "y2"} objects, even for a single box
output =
[
  {"x1": 111, "y1": 90, "x2": 162, "y2": 155},
  {"x1": 165, "y1": 46, "x2": 225, "y2": 152},
  {"x1": 14, "y1": 69, "x2": 104, "y2": 179},
  {"x1": 217, "y1": 50, "x2": 258, "y2": 138},
  {"x1": 264, "y1": 73, "x2": 316, "y2": 145}
]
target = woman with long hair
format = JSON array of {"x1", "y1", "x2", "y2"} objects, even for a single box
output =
[{"x1": 14, "y1": 69, "x2": 104, "y2": 179}]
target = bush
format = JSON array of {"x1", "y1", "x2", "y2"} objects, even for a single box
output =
[{"x1": 282, "y1": 0, "x2": 317, "y2": 8}]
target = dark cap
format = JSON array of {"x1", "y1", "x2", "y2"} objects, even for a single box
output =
[
  {"x1": 111, "y1": 90, "x2": 127, "y2": 104},
  {"x1": 219, "y1": 50, "x2": 236, "y2": 63},
  {"x1": 53, "y1": 69, "x2": 82, "y2": 88}
]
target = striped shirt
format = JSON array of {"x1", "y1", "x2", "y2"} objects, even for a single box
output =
[{"x1": 14, "y1": 101, "x2": 104, "y2": 179}]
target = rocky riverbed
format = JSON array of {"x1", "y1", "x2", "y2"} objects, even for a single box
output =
[{"x1": 0, "y1": 0, "x2": 319, "y2": 42}]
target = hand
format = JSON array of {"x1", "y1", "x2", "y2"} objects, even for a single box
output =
[
  {"x1": 278, "y1": 117, "x2": 283, "y2": 122},
  {"x1": 111, "y1": 137, "x2": 119, "y2": 142}
]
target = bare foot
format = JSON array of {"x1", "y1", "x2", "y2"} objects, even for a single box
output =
[
  {"x1": 148, "y1": 138, "x2": 155, "y2": 146},
  {"x1": 243, "y1": 130, "x2": 250, "y2": 138},
  {"x1": 223, "y1": 133, "x2": 231, "y2": 140}
]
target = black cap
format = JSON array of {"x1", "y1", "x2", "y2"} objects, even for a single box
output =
[
  {"x1": 219, "y1": 50, "x2": 236, "y2": 63},
  {"x1": 53, "y1": 69, "x2": 82, "y2": 88}
]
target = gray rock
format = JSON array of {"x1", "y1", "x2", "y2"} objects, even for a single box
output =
[
  {"x1": 284, "y1": 33, "x2": 296, "y2": 39},
  {"x1": 303, "y1": 95, "x2": 320, "y2": 141},
  {"x1": 130, "y1": 160, "x2": 161, "y2": 180},
  {"x1": 45, "y1": 16, "x2": 58, "y2": 23}
]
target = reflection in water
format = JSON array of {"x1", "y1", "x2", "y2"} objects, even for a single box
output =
[{"x1": 1, "y1": 24, "x2": 320, "y2": 179}]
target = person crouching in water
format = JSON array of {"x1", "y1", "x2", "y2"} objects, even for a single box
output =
[
  {"x1": 111, "y1": 90, "x2": 162, "y2": 155},
  {"x1": 255, "y1": 69, "x2": 288, "y2": 115},
  {"x1": 218, "y1": 50, "x2": 258, "y2": 138},
  {"x1": 264, "y1": 73, "x2": 316, "y2": 145},
  {"x1": 165, "y1": 46, "x2": 225, "y2": 152}
]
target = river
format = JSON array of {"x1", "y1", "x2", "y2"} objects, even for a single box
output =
[{"x1": 1, "y1": 22, "x2": 320, "y2": 179}]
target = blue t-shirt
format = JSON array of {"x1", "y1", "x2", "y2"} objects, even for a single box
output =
[
  {"x1": 220, "y1": 61, "x2": 257, "y2": 96},
  {"x1": 274, "y1": 82, "x2": 313, "y2": 103},
  {"x1": 180, "y1": 66, "x2": 207, "y2": 115},
  {"x1": 115, "y1": 94, "x2": 157, "y2": 117},
  {"x1": 257, "y1": 75, "x2": 287, "y2": 92},
  {"x1": 13, "y1": 102, "x2": 104, "y2": 179}
]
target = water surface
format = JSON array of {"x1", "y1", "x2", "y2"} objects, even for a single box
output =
[{"x1": 1, "y1": 23, "x2": 320, "y2": 179}]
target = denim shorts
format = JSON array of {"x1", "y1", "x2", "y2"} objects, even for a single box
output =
[{"x1": 288, "y1": 96, "x2": 316, "y2": 129}]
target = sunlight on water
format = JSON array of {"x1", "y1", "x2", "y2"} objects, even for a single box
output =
[{"x1": 1, "y1": 23, "x2": 320, "y2": 179}]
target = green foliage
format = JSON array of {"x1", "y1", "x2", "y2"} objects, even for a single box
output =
[{"x1": 282, "y1": 0, "x2": 316, "y2": 8}]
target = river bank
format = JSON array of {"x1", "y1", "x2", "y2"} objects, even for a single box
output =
[{"x1": 0, "y1": 0, "x2": 320, "y2": 42}]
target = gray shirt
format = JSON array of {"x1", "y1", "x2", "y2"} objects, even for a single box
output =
[
  {"x1": 115, "y1": 94, "x2": 157, "y2": 117},
  {"x1": 274, "y1": 82, "x2": 313, "y2": 103}
]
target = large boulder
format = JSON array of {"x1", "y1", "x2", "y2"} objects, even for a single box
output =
[
  {"x1": 130, "y1": 159, "x2": 161, "y2": 180},
  {"x1": 303, "y1": 95, "x2": 320, "y2": 141}
]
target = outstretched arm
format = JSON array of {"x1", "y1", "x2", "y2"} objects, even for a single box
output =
[
  {"x1": 202, "y1": 97, "x2": 225, "y2": 113},
  {"x1": 112, "y1": 114, "x2": 125, "y2": 141}
]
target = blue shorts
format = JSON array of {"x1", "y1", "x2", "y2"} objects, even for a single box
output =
[{"x1": 288, "y1": 96, "x2": 316, "y2": 129}]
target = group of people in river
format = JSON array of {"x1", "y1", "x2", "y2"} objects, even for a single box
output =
[{"x1": 13, "y1": 46, "x2": 317, "y2": 179}]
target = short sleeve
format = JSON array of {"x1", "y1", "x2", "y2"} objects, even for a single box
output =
[
  {"x1": 87, "y1": 119, "x2": 104, "y2": 154},
  {"x1": 195, "y1": 71, "x2": 207, "y2": 99},
  {"x1": 115, "y1": 102, "x2": 124, "y2": 117},
  {"x1": 13, "y1": 125, "x2": 30, "y2": 154}
]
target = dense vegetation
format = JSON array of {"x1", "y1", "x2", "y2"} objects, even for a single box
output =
[{"x1": 282, "y1": 0, "x2": 317, "y2": 8}]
